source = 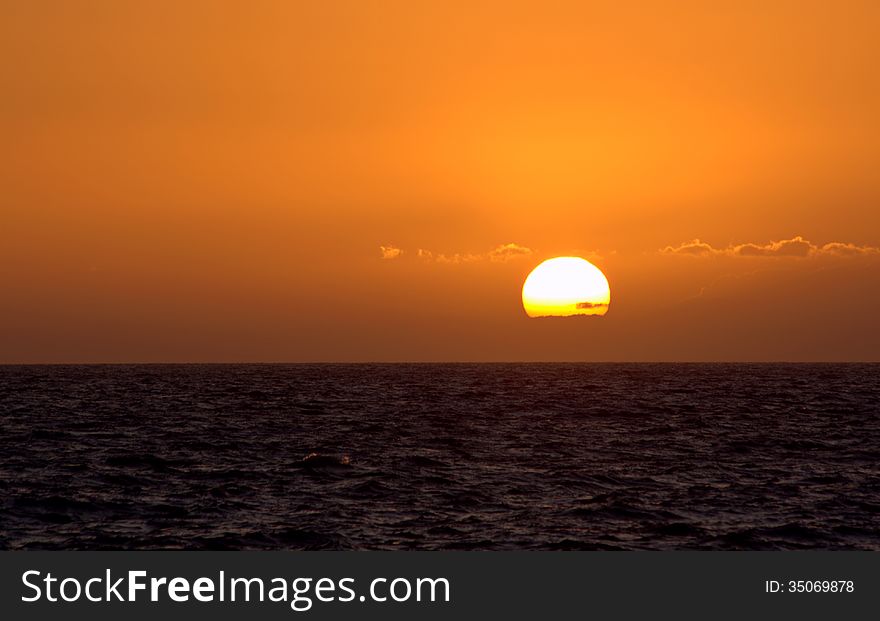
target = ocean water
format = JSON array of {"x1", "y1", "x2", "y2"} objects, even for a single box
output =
[{"x1": 0, "y1": 363, "x2": 878, "y2": 550}]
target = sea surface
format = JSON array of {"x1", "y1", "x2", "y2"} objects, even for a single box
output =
[{"x1": 1, "y1": 363, "x2": 878, "y2": 550}]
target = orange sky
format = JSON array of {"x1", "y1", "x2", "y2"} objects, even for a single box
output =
[{"x1": 2, "y1": 1, "x2": 879, "y2": 362}]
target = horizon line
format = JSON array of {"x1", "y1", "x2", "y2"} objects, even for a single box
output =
[{"x1": 1, "y1": 360, "x2": 878, "y2": 366}]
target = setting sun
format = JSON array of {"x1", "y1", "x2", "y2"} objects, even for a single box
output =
[{"x1": 522, "y1": 257, "x2": 611, "y2": 318}]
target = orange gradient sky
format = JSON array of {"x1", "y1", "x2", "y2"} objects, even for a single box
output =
[{"x1": 2, "y1": 1, "x2": 879, "y2": 362}]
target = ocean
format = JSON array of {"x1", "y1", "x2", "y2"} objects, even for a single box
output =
[{"x1": 1, "y1": 363, "x2": 878, "y2": 550}]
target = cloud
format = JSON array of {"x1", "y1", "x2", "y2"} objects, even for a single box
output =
[
  {"x1": 661, "y1": 239, "x2": 716, "y2": 256},
  {"x1": 417, "y1": 250, "x2": 480, "y2": 264},
  {"x1": 733, "y1": 236, "x2": 813, "y2": 257},
  {"x1": 576, "y1": 301, "x2": 609, "y2": 309},
  {"x1": 410, "y1": 242, "x2": 533, "y2": 264},
  {"x1": 819, "y1": 242, "x2": 880, "y2": 256},
  {"x1": 488, "y1": 243, "x2": 533, "y2": 262},
  {"x1": 379, "y1": 245, "x2": 402, "y2": 259},
  {"x1": 661, "y1": 236, "x2": 880, "y2": 258}
]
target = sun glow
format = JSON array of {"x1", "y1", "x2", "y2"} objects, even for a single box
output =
[{"x1": 522, "y1": 257, "x2": 611, "y2": 318}]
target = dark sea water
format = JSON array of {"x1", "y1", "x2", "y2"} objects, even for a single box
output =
[{"x1": 1, "y1": 363, "x2": 878, "y2": 550}]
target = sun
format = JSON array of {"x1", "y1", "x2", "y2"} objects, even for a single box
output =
[{"x1": 522, "y1": 257, "x2": 611, "y2": 318}]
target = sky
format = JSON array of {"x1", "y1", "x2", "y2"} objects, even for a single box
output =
[{"x1": 2, "y1": 1, "x2": 879, "y2": 362}]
